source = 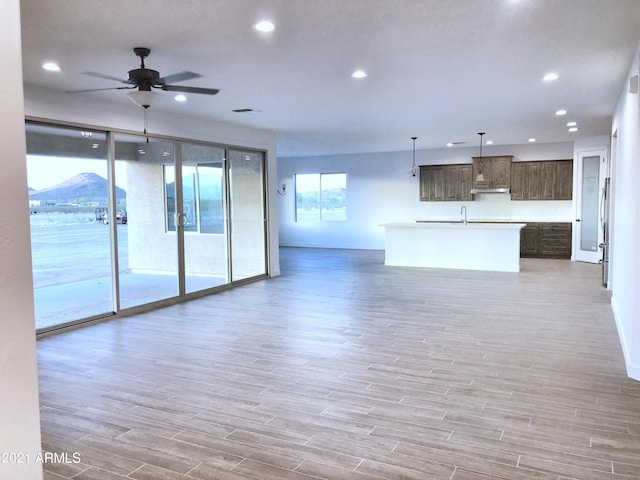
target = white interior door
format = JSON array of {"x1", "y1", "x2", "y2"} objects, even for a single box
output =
[{"x1": 575, "y1": 148, "x2": 607, "y2": 263}]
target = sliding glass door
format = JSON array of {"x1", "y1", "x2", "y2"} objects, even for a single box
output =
[
  {"x1": 26, "y1": 124, "x2": 112, "y2": 329},
  {"x1": 181, "y1": 143, "x2": 230, "y2": 294},
  {"x1": 114, "y1": 134, "x2": 179, "y2": 309},
  {"x1": 27, "y1": 122, "x2": 268, "y2": 331},
  {"x1": 228, "y1": 149, "x2": 267, "y2": 281}
]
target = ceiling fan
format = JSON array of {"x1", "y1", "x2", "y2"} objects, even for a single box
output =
[
  {"x1": 67, "y1": 47, "x2": 220, "y2": 141},
  {"x1": 67, "y1": 47, "x2": 220, "y2": 104}
]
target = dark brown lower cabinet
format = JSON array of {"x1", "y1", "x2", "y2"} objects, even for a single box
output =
[
  {"x1": 520, "y1": 224, "x2": 539, "y2": 256},
  {"x1": 520, "y1": 222, "x2": 572, "y2": 259}
]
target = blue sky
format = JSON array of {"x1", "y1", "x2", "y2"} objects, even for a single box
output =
[{"x1": 27, "y1": 156, "x2": 128, "y2": 190}]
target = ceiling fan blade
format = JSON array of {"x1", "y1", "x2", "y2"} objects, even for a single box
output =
[
  {"x1": 82, "y1": 71, "x2": 134, "y2": 84},
  {"x1": 161, "y1": 85, "x2": 220, "y2": 95},
  {"x1": 158, "y1": 71, "x2": 201, "y2": 84},
  {"x1": 65, "y1": 86, "x2": 137, "y2": 93}
]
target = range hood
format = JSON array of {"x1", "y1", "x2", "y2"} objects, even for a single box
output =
[{"x1": 470, "y1": 187, "x2": 511, "y2": 195}]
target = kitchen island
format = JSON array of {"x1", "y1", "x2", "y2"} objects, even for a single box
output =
[{"x1": 381, "y1": 222, "x2": 526, "y2": 272}]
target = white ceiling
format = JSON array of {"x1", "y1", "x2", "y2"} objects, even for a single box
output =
[{"x1": 20, "y1": 0, "x2": 640, "y2": 157}]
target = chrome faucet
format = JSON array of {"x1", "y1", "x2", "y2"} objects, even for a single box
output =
[{"x1": 460, "y1": 205, "x2": 468, "y2": 225}]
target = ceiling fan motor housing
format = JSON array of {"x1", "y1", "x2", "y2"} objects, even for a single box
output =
[{"x1": 128, "y1": 68, "x2": 161, "y2": 90}]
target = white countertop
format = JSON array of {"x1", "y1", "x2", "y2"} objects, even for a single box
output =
[
  {"x1": 414, "y1": 218, "x2": 572, "y2": 223},
  {"x1": 382, "y1": 222, "x2": 526, "y2": 229},
  {"x1": 415, "y1": 218, "x2": 513, "y2": 223}
]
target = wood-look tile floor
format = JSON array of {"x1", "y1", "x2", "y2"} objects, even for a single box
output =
[{"x1": 37, "y1": 248, "x2": 640, "y2": 480}]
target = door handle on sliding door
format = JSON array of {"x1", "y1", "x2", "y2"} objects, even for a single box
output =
[{"x1": 176, "y1": 212, "x2": 188, "y2": 227}]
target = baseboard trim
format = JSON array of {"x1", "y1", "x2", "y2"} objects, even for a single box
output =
[{"x1": 611, "y1": 296, "x2": 640, "y2": 381}]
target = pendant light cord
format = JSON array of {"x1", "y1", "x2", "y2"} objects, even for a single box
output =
[{"x1": 478, "y1": 132, "x2": 485, "y2": 157}]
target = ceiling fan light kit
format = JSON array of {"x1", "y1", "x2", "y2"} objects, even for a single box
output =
[{"x1": 127, "y1": 90, "x2": 162, "y2": 109}]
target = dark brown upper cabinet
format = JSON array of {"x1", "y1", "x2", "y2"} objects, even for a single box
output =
[
  {"x1": 555, "y1": 160, "x2": 574, "y2": 200},
  {"x1": 471, "y1": 156, "x2": 513, "y2": 190},
  {"x1": 420, "y1": 164, "x2": 472, "y2": 202},
  {"x1": 510, "y1": 159, "x2": 573, "y2": 201}
]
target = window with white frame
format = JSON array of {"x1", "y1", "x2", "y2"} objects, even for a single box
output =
[{"x1": 295, "y1": 173, "x2": 346, "y2": 222}]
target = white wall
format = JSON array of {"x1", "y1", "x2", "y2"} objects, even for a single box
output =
[
  {"x1": 24, "y1": 85, "x2": 281, "y2": 276},
  {"x1": 0, "y1": 0, "x2": 43, "y2": 478},
  {"x1": 278, "y1": 142, "x2": 574, "y2": 250},
  {"x1": 610, "y1": 45, "x2": 640, "y2": 380}
]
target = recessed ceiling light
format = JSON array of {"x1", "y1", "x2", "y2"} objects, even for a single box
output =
[
  {"x1": 555, "y1": 109, "x2": 567, "y2": 116},
  {"x1": 569, "y1": 127, "x2": 578, "y2": 132},
  {"x1": 446, "y1": 143, "x2": 453, "y2": 147},
  {"x1": 543, "y1": 72, "x2": 559, "y2": 81},
  {"x1": 253, "y1": 20, "x2": 275, "y2": 32},
  {"x1": 42, "y1": 62, "x2": 60, "y2": 72},
  {"x1": 566, "y1": 121, "x2": 577, "y2": 127},
  {"x1": 174, "y1": 94, "x2": 187, "y2": 102},
  {"x1": 528, "y1": 138, "x2": 536, "y2": 143},
  {"x1": 486, "y1": 140, "x2": 493, "y2": 145},
  {"x1": 352, "y1": 70, "x2": 367, "y2": 79}
]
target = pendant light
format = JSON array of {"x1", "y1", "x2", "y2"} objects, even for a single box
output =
[
  {"x1": 476, "y1": 132, "x2": 485, "y2": 182},
  {"x1": 410, "y1": 136, "x2": 418, "y2": 177}
]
